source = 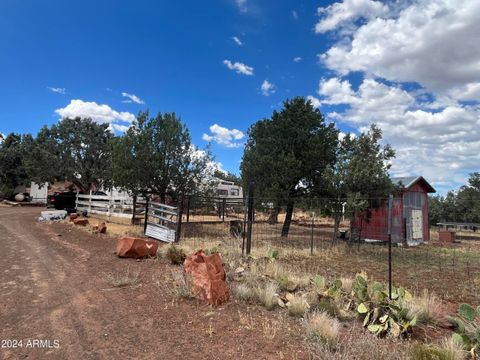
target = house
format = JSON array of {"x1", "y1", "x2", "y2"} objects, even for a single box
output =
[{"x1": 355, "y1": 176, "x2": 436, "y2": 245}]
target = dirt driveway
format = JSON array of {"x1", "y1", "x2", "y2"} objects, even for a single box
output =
[{"x1": 0, "y1": 207, "x2": 308, "y2": 360}]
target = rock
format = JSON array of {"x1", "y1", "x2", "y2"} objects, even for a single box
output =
[
  {"x1": 93, "y1": 222, "x2": 107, "y2": 234},
  {"x1": 69, "y1": 213, "x2": 79, "y2": 221},
  {"x1": 116, "y1": 236, "x2": 158, "y2": 258},
  {"x1": 73, "y1": 218, "x2": 89, "y2": 226},
  {"x1": 14, "y1": 193, "x2": 25, "y2": 202},
  {"x1": 184, "y1": 250, "x2": 230, "y2": 306},
  {"x1": 38, "y1": 210, "x2": 67, "y2": 221},
  {"x1": 234, "y1": 266, "x2": 245, "y2": 274}
]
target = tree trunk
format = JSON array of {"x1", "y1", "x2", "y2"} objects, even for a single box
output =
[
  {"x1": 281, "y1": 199, "x2": 294, "y2": 237},
  {"x1": 131, "y1": 194, "x2": 137, "y2": 225},
  {"x1": 267, "y1": 206, "x2": 280, "y2": 225},
  {"x1": 332, "y1": 212, "x2": 341, "y2": 244},
  {"x1": 348, "y1": 214, "x2": 355, "y2": 247}
]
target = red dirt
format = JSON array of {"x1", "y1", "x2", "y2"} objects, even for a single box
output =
[{"x1": 0, "y1": 207, "x2": 308, "y2": 359}]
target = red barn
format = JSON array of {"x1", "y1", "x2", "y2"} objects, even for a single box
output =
[{"x1": 356, "y1": 176, "x2": 436, "y2": 245}]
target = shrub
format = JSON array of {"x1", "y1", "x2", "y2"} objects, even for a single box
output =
[
  {"x1": 105, "y1": 268, "x2": 141, "y2": 288},
  {"x1": 166, "y1": 245, "x2": 186, "y2": 265},
  {"x1": 312, "y1": 275, "x2": 326, "y2": 293},
  {"x1": 410, "y1": 338, "x2": 466, "y2": 360},
  {"x1": 317, "y1": 297, "x2": 340, "y2": 318},
  {"x1": 267, "y1": 248, "x2": 279, "y2": 260},
  {"x1": 173, "y1": 275, "x2": 193, "y2": 300},
  {"x1": 288, "y1": 295, "x2": 309, "y2": 317},
  {"x1": 256, "y1": 282, "x2": 278, "y2": 310},
  {"x1": 305, "y1": 311, "x2": 340, "y2": 350},
  {"x1": 231, "y1": 283, "x2": 256, "y2": 302},
  {"x1": 406, "y1": 290, "x2": 441, "y2": 325}
]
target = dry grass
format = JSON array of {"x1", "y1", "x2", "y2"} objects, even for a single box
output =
[
  {"x1": 287, "y1": 295, "x2": 309, "y2": 317},
  {"x1": 340, "y1": 277, "x2": 353, "y2": 292},
  {"x1": 256, "y1": 282, "x2": 278, "y2": 310},
  {"x1": 231, "y1": 282, "x2": 257, "y2": 302},
  {"x1": 406, "y1": 289, "x2": 442, "y2": 325},
  {"x1": 410, "y1": 338, "x2": 466, "y2": 360},
  {"x1": 104, "y1": 268, "x2": 141, "y2": 288},
  {"x1": 304, "y1": 311, "x2": 340, "y2": 350},
  {"x1": 309, "y1": 323, "x2": 411, "y2": 360},
  {"x1": 262, "y1": 319, "x2": 279, "y2": 340}
]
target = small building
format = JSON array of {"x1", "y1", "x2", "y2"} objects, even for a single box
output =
[
  {"x1": 355, "y1": 176, "x2": 436, "y2": 245},
  {"x1": 214, "y1": 178, "x2": 243, "y2": 199}
]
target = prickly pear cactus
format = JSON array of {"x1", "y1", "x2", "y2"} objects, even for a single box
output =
[
  {"x1": 353, "y1": 276, "x2": 415, "y2": 337},
  {"x1": 448, "y1": 303, "x2": 480, "y2": 358}
]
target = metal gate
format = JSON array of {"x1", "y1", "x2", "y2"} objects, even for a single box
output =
[{"x1": 144, "y1": 201, "x2": 179, "y2": 243}]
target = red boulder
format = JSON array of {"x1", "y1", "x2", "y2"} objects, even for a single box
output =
[
  {"x1": 184, "y1": 250, "x2": 230, "y2": 306},
  {"x1": 73, "y1": 218, "x2": 89, "y2": 226},
  {"x1": 93, "y1": 222, "x2": 107, "y2": 234},
  {"x1": 116, "y1": 236, "x2": 158, "y2": 258}
]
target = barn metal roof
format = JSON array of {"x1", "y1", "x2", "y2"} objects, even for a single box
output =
[{"x1": 391, "y1": 176, "x2": 436, "y2": 193}]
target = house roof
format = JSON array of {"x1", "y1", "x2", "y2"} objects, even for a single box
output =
[{"x1": 391, "y1": 176, "x2": 436, "y2": 193}]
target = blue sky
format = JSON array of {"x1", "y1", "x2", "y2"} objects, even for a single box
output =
[{"x1": 1, "y1": 0, "x2": 479, "y2": 194}]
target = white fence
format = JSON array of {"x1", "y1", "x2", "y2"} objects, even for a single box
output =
[{"x1": 76, "y1": 193, "x2": 145, "y2": 219}]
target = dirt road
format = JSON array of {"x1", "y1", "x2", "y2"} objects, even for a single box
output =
[{"x1": 0, "y1": 207, "x2": 307, "y2": 360}]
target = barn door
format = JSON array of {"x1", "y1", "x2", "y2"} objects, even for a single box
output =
[
  {"x1": 406, "y1": 209, "x2": 423, "y2": 245},
  {"x1": 411, "y1": 209, "x2": 423, "y2": 241}
]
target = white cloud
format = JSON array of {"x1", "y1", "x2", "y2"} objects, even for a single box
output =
[
  {"x1": 314, "y1": 0, "x2": 480, "y2": 191},
  {"x1": 232, "y1": 36, "x2": 243, "y2": 46},
  {"x1": 55, "y1": 100, "x2": 135, "y2": 130},
  {"x1": 320, "y1": 0, "x2": 480, "y2": 97},
  {"x1": 292, "y1": 10, "x2": 298, "y2": 20},
  {"x1": 109, "y1": 124, "x2": 131, "y2": 133},
  {"x1": 223, "y1": 60, "x2": 254, "y2": 76},
  {"x1": 121, "y1": 92, "x2": 145, "y2": 104},
  {"x1": 260, "y1": 80, "x2": 275, "y2": 96},
  {"x1": 293, "y1": 56, "x2": 302, "y2": 62},
  {"x1": 235, "y1": 0, "x2": 247, "y2": 13},
  {"x1": 307, "y1": 95, "x2": 321, "y2": 109},
  {"x1": 48, "y1": 87, "x2": 66, "y2": 95},
  {"x1": 315, "y1": 0, "x2": 388, "y2": 33},
  {"x1": 202, "y1": 123, "x2": 245, "y2": 148},
  {"x1": 316, "y1": 77, "x2": 480, "y2": 192}
]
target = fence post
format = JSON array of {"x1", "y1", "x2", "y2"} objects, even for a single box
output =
[
  {"x1": 88, "y1": 190, "x2": 92, "y2": 214},
  {"x1": 387, "y1": 194, "x2": 393, "y2": 300},
  {"x1": 143, "y1": 197, "x2": 149, "y2": 234},
  {"x1": 186, "y1": 195, "x2": 190, "y2": 223},
  {"x1": 242, "y1": 196, "x2": 247, "y2": 256},
  {"x1": 176, "y1": 197, "x2": 183, "y2": 243},
  {"x1": 108, "y1": 191, "x2": 113, "y2": 219},
  {"x1": 245, "y1": 181, "x2": 254, "y2": 256},
  {"x1": 222, "y1": 198, "x2": 226, "y2": 222},
  {"x1": 310, "y1": 211, "x2": 315, "y2": 256}
]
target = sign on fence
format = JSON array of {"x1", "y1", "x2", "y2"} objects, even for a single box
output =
[{"x1": 144, "y1": 201, "x2": 179, "y2": 243}]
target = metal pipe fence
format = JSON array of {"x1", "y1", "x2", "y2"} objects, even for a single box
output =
[{"x1": 178, "y1": 193, "x2": 480, "y2": 304}]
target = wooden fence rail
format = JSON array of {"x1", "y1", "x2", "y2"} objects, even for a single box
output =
[{"x1": 76, "y1": 193, "x2": 145, "y2": 220}]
